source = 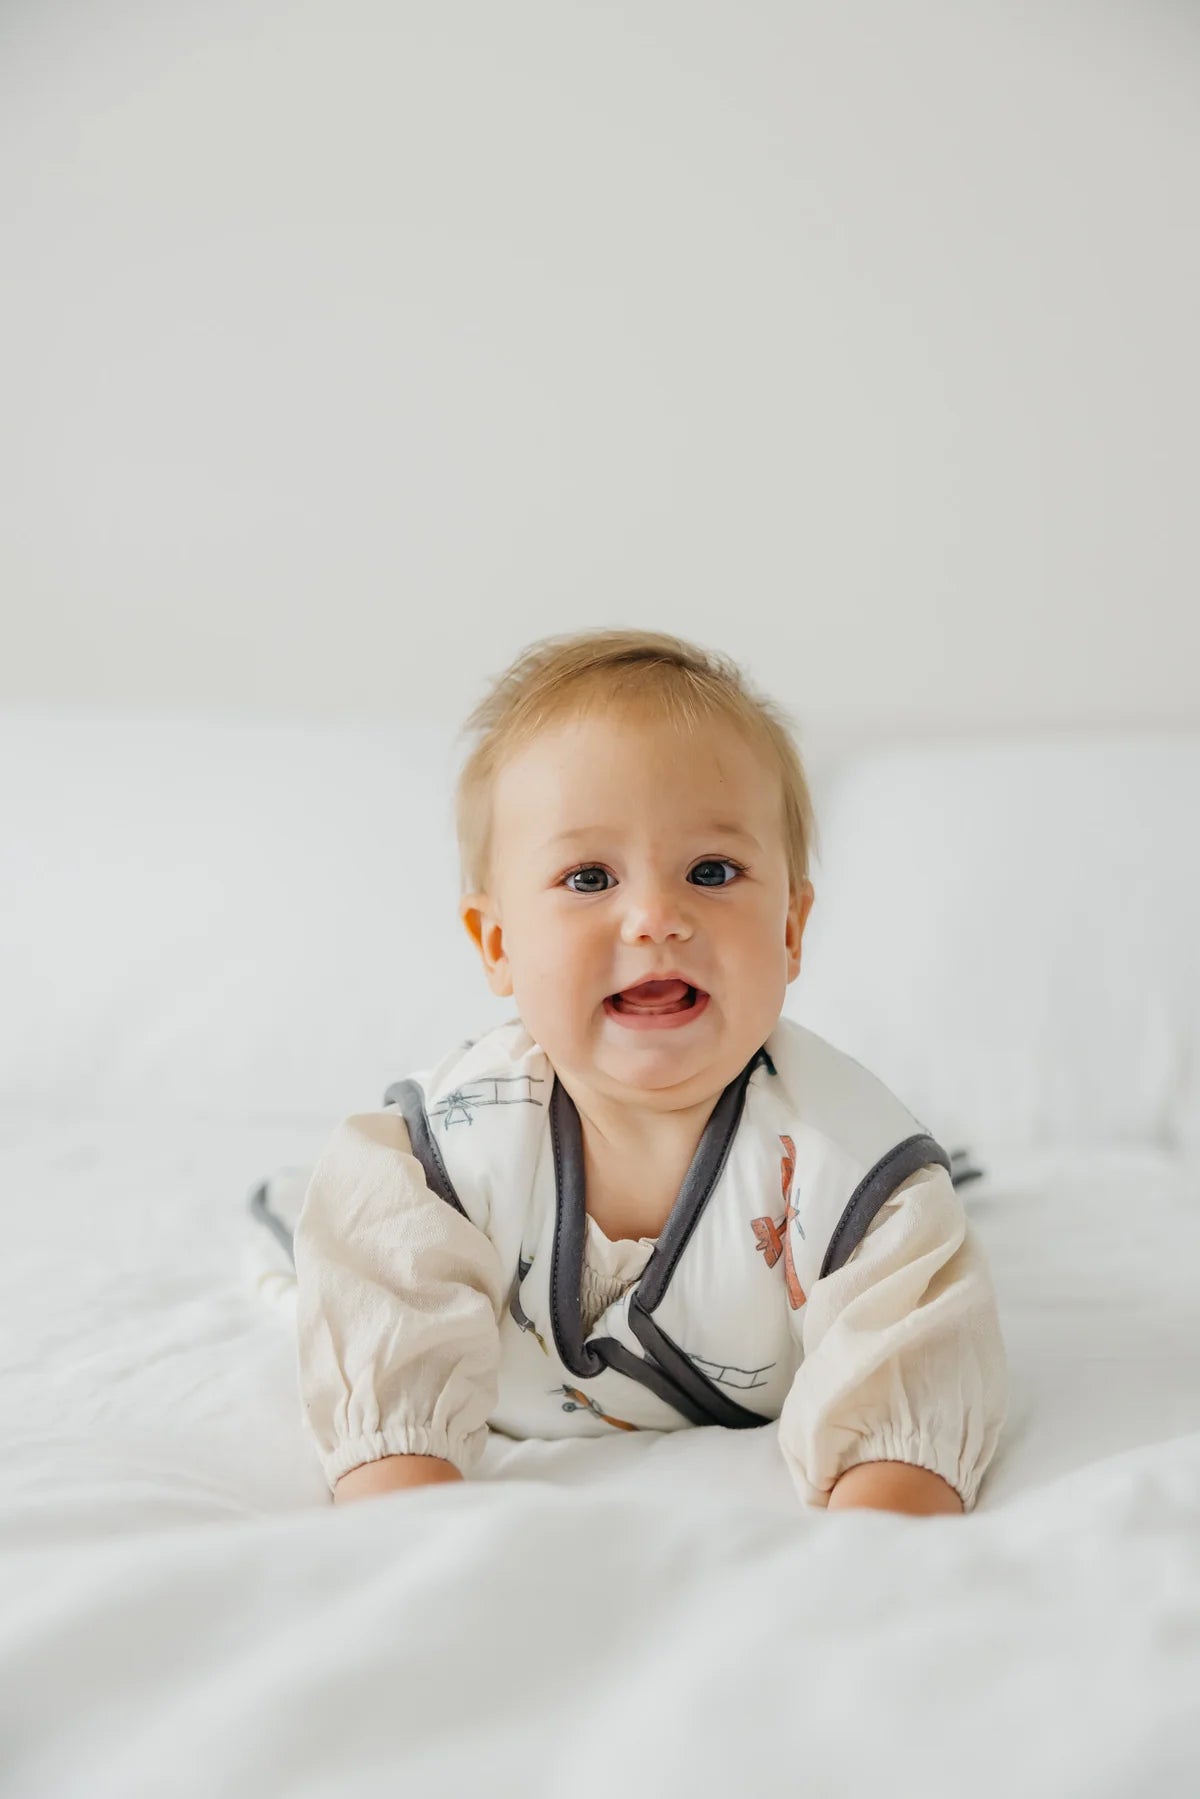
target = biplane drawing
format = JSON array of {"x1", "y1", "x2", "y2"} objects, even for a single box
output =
[{"x1": 432, "y1": 1073, "x2": 546, "y2": 1130}]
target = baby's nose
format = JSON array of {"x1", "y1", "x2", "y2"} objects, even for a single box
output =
[{"x1": 618, "y1": 884, "x2": 693, "y2": 945}]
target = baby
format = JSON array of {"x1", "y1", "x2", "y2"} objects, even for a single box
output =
[{"x1": 294, "y1": 629, "x2": 1008, "y2": 1515}]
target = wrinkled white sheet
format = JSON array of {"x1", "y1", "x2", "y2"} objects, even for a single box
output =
[{"x1": 1, "y1": 1107, "x2": 1198, "y2": 1796}]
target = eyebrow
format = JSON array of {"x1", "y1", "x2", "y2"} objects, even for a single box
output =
[{"x1": 543, "y1": 822, "x2": 764, "y2": 851}]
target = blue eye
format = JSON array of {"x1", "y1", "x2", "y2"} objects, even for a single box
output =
[
  {"x1": 689, "y1": 859, "x2": 743, "y2": 887},
  {"x1": 563, "y1": 866, "x2": 615, "y2": 894}
]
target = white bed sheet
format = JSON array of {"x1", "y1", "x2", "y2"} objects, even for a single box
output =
[{"x1": 2, "y1": 1104, "x2": 1198, "y2": 1796}]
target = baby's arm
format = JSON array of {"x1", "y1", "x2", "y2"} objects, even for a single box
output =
[
  {"x1": 294, "y1": 1108, "x2": 509, "y2": 1503},
  {"x1": 778, "y1": 1161, "x2": 1009, "y2": 1516}
]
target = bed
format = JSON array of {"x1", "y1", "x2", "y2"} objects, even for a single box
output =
[{"x1": 2, "y1": 708, "x2": 1197, "y2": 1797}]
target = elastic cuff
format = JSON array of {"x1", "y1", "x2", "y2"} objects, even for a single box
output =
[{"x1": 323, "y1": 1425, "x2": 470, "y2": 1493}]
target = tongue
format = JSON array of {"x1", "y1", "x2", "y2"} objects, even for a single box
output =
[{"x1": 619, "y1": 979, "x2": 692, "y2": 1011}]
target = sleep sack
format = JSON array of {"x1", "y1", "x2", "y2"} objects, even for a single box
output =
[{"x1": 287, "y1": 1017, "x2": 1009, "y2": 1507}]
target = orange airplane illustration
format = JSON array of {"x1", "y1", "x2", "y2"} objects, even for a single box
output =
[
  {"x1": 750, "y1": 1134, "x2": 807, "y2": 1310},
  {"x1": 558, "y1": 1386, "x2": 641, "y2": 1431}
]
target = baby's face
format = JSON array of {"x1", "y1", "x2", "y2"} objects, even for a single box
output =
[{"x1": 463, "y1": 708, "x2": 814, "y2": 1111}]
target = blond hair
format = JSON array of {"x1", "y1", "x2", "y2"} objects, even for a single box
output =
[{"x1": 455, "y1": 628, "x2": 817, "y2": 896}]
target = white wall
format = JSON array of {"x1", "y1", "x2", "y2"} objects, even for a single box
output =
[{"x1": 2, "y1": 0, "x2": 1197, "y2": 756}]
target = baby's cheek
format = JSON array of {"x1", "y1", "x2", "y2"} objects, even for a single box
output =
[{"x1": 512, "y1": 926, "x2": 575, "y2": 1007}]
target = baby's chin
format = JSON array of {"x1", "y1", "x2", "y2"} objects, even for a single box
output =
[{"x1": 580, "y1": 1018, "x2": 754, "y2": 1107}]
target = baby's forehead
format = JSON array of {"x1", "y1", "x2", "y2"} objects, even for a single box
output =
[{"x1": 491, "y1": 705, "x2": 784, "y2": 838}]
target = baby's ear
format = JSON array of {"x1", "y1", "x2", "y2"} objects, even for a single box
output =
[
  {"x1": 460, "y1": 892, "x2": 514, "y2": 997},
  {"x1": 785, "y1": 879, "x2": 815, "y2": 983}
]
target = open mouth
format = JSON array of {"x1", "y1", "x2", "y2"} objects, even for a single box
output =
[
  {"x1": 609, "y1": 978, "x2": 697, "y2": 1014},
  {"x1": 603, "y1": 978, "x2": 710, "y2": 1031}
]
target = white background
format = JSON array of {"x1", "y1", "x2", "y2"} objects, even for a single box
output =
[{"x1": 2, "y1": 0, "x2": 1198, "y2": 753}]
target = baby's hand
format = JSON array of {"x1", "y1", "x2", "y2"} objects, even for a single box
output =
[
  {"x1": 825, "y1": 1461, "x2": 963, "y2": 1515},
  {"x1": 334, "y1": 1455, "x2": 463, "y2": 1505}
]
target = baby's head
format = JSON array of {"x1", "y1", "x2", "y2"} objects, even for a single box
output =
[{"x1": 455, "y1": 629, "x2": 817, "y2": 1115}]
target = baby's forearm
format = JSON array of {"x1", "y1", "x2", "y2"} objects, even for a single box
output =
[
  {"x1": 826, "y1": 1459, "x2": 964, "y2": 1516},
  {"x1": 333, "y1": 1454, "x2": 464, "y2": 1505}
]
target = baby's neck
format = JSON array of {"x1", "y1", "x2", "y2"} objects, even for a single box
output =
[{"x1": 569, "y1": 1087, "x2": 721, "y2": 1242}]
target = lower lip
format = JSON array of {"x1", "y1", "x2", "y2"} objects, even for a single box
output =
[{"x1": 602, "y1": 990, "x2": 711, "y2": 1032}]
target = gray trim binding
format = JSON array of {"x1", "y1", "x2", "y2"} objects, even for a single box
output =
[
  {"x1": 636, "y1": 1047, "x2": 772, "y2": 1314},
  {"x1": 626, "y1": 1299, "x2": 769, "y2": 1430},
  {"x1": 948, "y1": 1148, "x2": 983, "y2": 1188},
  {"x1": 247, "y1": 1180, "x2": 296, "y2": 1266},
  {"x1": 819, "y1": 1132, "x2": 953, "y2": 1279},
  {"x1": 382, "y1": 1078, "x2": 469, "y2": 1218},
  {"x1": 591, "y1": 1338, "x2": 715, "y2": 1427},
  {"x1": 547, "y1": 1075, "x2": 607, "y2": 1381},
  {"x1": 546, "y1": 1045, "x2": 775, "y2": 1426}
]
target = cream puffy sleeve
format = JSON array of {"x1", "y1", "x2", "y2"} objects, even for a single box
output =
[
  {"x1": 293, "y1": 1109, "x2": 509, "y2": 1491},
  {"x1": 777, "y1": 1162, "x2": 1009, "y2": 1512}
]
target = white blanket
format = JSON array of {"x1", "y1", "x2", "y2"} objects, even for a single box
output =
[{"x1": 2, "y1": 1107, "x2": 1197, "y2": 1797}]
